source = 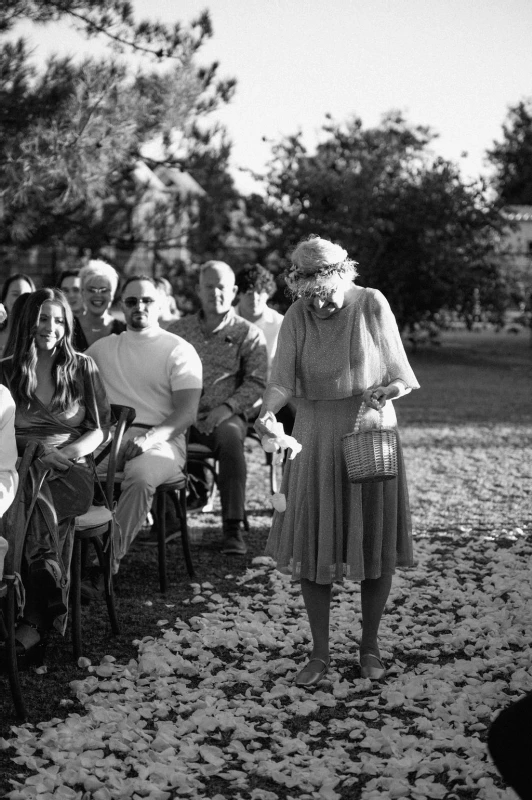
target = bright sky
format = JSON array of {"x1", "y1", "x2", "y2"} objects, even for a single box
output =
[{"x1": 12, "y1": 0, "x2": 532, "y2": 194}]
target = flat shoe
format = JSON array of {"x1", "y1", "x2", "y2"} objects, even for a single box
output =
[
  {"x1": 360, "y1": 653, "x2": 386, "y2": 680},
  {"x1": 294, "y1": 657, "x2": 330, "y2": 687}
]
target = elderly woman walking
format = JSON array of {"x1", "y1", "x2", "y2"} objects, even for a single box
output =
[{"x1": 255, "y1": 235, "x2": 419, "y2": 687}]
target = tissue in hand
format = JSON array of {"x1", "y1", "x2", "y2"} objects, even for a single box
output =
[
  {"x1": 260, "y1": 421, "x2": 302, "y2": 460},
  {"x1": 271, "y1": 493, "x2": 287, "y2": 512}
]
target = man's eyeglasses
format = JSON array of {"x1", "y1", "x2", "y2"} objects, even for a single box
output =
[
  {"x1": 85, "y1": 286, "x2": 111, "y2": 295},
  {"x1": 123, "y1": 296, "x2": 157, "y2": 308}
]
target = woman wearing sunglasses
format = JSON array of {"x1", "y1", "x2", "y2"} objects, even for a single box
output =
[{"x1": 72, "y1": 260, "x2": 126, "y2": 352}]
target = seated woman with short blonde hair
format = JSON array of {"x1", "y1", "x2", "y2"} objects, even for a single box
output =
[{"x1": 73, "y1": 260, "x2": 125, "y2": 351}]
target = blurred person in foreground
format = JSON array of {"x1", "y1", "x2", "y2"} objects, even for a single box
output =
[
  {"x1": 255, "y1": 235, "x2": 419, "y2": 687},
  {"x1": 0, "y1": 288, "x2": 110, "y2": 662},
  {"x1": 87, "y1": 276, "x2": 202, "y2": 578},
  {"x1": 0, "y1": 273, "x2": 36, "y2": 358},
  {"x1": 0, "y1": 385, "x2": 18, "y2": 518},
  {"x1": 488, "y1": 692, "x2": 532, "y2": 800},
  {"x1": 0, "y1": 385, "x2": 18, "y2": 589},
  {"x1": 73, "y1": 260, "x2": 126, "y2": 351},
  {"x1": 169, "y1": 261, "x2": 267, "y2": 556}
]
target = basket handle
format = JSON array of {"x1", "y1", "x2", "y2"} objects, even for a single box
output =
[{"x1": 354, "y1": 400, "x2": 384, "y2": 433}]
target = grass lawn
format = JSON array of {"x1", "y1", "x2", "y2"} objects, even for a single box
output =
[{"x1": 1, "y1": 328, "x2": 531, "y2": 799}]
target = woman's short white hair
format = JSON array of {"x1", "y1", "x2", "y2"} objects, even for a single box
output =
[
  {"x1": 79, "y1": 260, "x2": 119, "y2": 296},
  {"x1": 285, "y1": 236, "x2": 358, "y2": 298}
]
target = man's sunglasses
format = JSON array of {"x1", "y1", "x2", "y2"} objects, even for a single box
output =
[{"x1": 123, "y1": 296, "x2": 157, "y2": 308}]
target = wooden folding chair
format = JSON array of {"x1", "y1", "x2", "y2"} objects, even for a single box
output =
[
  {"x1": 152, "y1": 471, "x2": 195, "y2": 593},
  {"x1": 71, "y1": 404, "x2": 135, "y2": 659}
]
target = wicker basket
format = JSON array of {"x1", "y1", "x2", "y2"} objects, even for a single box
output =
[{"x1": 342, "y1": 402, "x2": 398, "y2": 484}]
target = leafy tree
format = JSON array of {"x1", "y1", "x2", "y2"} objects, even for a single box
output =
[
  {"x1": 488, "y1": 99, "x2": 532, "y2": 205},
  {"x1": 0, "y1": 1, "x2": 237, "y2": 257},
  {"x1": 250, "y1": 113, "x2": 504, "y2": 326}
]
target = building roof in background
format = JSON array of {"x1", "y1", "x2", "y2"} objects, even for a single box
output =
[
  {"x1": 133, "y1": 161, "x2": 205, "y2": 201},
  {"x1": 154, "y1": 166, "x2": 205, "y2": 199}
]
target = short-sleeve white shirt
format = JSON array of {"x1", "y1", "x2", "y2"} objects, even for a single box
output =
[{"x1": 87, "y1": 326, "x2": 203, "y2": 426}]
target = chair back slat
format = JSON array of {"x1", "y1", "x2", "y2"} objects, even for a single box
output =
[
  {"x1": 3, "y1": 440, "x2": 40, "y2": 576},
  {"x1": 104, "y1": 405, "x2": 135, "y2": 507}
]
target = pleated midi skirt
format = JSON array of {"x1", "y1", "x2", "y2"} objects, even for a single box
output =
[{"x1": 265, "y1": 396, "x2": 414, "y2": 584}]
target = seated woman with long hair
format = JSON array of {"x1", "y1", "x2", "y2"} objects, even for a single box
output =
[{"x1": 0, "y1": 288, "x2": 111, "y2": 661}]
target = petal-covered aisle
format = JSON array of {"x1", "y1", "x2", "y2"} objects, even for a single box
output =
[{"x1": 3, "y1": 525, "x2": 531, "y2": 800}]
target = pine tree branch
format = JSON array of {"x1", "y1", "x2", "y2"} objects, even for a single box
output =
[{"x1": 43, "y1": 0, "x2": 196, "y2": 60}]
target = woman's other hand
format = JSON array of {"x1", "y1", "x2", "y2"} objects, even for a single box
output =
[
  {"x1": 254, "y1": 410, "x2": 279, "y2": 439},
  {"x1": 363, "y1": 381, "x2": 405, "y2": 410},
  {"x1": 362, "y1": 386, "x2": 390, "y2": 410},
  {"x1": 40, "y1": 447, "x2": 72, "y2": 472}
]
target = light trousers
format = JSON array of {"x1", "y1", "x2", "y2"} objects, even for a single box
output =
[{"x1": 105, "y1": 426, "x2": 185, "y2": 563}]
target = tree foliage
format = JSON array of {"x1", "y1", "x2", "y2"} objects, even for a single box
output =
[
  {"x1": 1, "y1": 0, "x2": 213, "y2": 59},
  {"x1": 0, "y1": 1, "x2": 237, "y2": 254},
  {"x1": 250, "y1": 113, "x2": 504, "y2": 326},
  {"x1": 487, "y1": 98, "x2": 532, "y2": 205}
]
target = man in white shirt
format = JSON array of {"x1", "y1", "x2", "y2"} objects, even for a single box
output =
[{"x1": 87, "y1": 276, "x2": 202, "y2": 573}]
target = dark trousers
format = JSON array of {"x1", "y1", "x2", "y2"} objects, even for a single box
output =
[
  {"x1": 488, "y1": 691, "x2": 532, "y2": 800},
  {"x1": 24, "y1": 461, "x2": 94, "y2": 632},
  {"x1": 189, "y1": 415, "x2": 247, "y2": 523}
]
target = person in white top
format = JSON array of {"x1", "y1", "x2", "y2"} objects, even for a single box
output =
[
  {"x1": 0, "y1": 385, "x2": 18, "y2": 519},
  {"x1": 87, "y1": 276, "x2": 202, "y2": 574},
  {"x1": 235, "y1": 265, "x2": 284, "y2": 373},
  {"x1": 235, "y1": 264, "x2": 295, "y2": 435},
  {"x1": 0, "y1": 385, "x2": 18, "y2": 580}
]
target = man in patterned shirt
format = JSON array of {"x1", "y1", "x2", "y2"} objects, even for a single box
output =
[{"x1": 169, "y1": 261, "x2": 267, "y2": 555}]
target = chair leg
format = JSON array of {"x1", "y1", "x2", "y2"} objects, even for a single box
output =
[
  {"x1": 155, "y1": 492, "x2": 168, "y2": 593},
  {"x1": 92, "y1": 537, "x2": 120, "y2": 636},
  {"x1": 188, "y1": 459, "x2": 218, "y2": 512},
  {"x1": 170, "y1": 489, "x2": 195, "y2": 579},
  {"x1": 5, "y1": 581, "x2": 26, "y2": 720},
  {"x1": 71, "y1": 538, "x2": 83, "y2": 660}
]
